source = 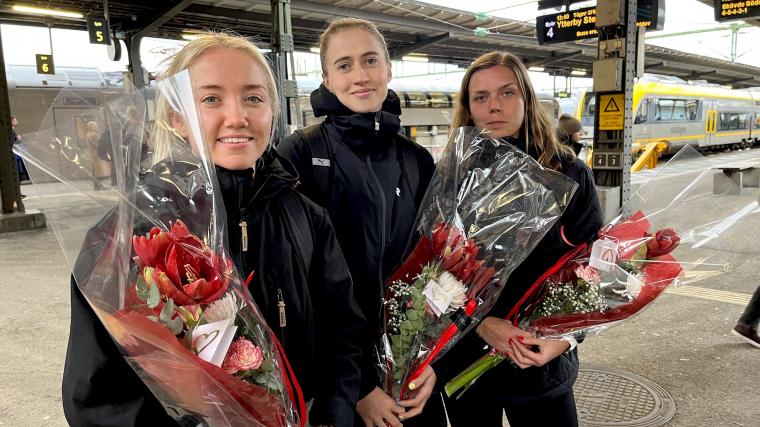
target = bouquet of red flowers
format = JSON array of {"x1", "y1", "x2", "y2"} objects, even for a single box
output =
[
  {"x1": 17, "y1": 71, "x2": 303, "y2": 426},
  {"x1": 445, "y1": 145, "x2": 760, "y2": 398},
  {"x1": 379, "y1": 128, "x2": 579, "y2": 399}
]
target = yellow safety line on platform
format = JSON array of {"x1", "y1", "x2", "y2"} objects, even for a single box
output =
[{"x1": 666, "y1": 285, "x2": 751, "y2": 306}]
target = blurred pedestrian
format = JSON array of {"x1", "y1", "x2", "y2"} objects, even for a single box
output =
[
  {"x1": 557, "y1": 113, "x2": 583, "y2": 155},
  {"x1": 732, "y1": 285, "x2": 760, "y2": 348},
  {"x1": 85, "y1": 121, "x2": 111, "y2": 190},
  {"x1": 11, "y1": 115, "x2": 28, "y2": 197}
]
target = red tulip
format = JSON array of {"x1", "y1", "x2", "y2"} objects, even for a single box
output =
[{"x1": 646, "y1": 228, "x2": 680, "y2": 258}]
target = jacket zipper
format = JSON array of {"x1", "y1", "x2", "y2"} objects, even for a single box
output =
[
  {"x1": 366, "y1": 154, "x2": 387, "y2": 317},
  {"x1": 277, "y1": 288, "x2": 287, "y2": 346},
  {"x1": 239, "y1": 208, "x2": 249, "y2": 252}
]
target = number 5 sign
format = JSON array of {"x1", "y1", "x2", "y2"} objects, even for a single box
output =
[{"x1": 87, "y1": 17, "x2": 111, "y2": 45}]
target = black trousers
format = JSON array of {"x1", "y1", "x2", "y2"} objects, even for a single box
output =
[
  {"x1": 405, "y1": 387, "x2": 578, "y2": 427},
  {"x1": 740, "y1": 285, "x2": 760, "y2": 326}
]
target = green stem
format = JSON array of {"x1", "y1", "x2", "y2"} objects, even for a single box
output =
[{"x1": 444, "y1": 351, "x2": 506, "y2": 398}]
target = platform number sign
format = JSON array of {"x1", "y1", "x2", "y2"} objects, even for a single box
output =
[
  {"x1": 36, "y1": 54, "x2": 55, "y2": 75},
  {"x1": 715, "y1": 0, "x2": 760, "y2": 22},
  {"x1": 87, "y1": 18, "x2": 111, "y2": 45}
]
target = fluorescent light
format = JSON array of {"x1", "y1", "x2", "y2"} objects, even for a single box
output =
[
  {"x1": 309, "y1": 47, "x2": 321, "y2": 54},
  {"x1": 181, "y1": 33, "x2": 203, "y2": 41},
  {"x1": 529, "y1": 66, "x2": 545, "y2": 72},
  {"x1": 12, "y1": 4, "x2": 83, "y2": 18},
  {"x1": 402, "y1": 54, "x2": 428, "y2": 63},
  {"x1": 571, "y1": 69, "x2": 587, "y2": 76}
]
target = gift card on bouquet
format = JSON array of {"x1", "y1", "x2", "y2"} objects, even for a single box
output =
[
  {"x1": 424, "y1": 279, "x2": 452, "y2": 317},
  {"x1": 192, "y1": 318, "x2": 238, "y2": 367},
  {"x1": 590, "y1": 238, "x2": 618, "y2": 272}
]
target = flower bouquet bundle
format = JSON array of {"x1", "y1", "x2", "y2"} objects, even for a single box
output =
[
  {"x1": 16, "y1": 71, "x2": 303, "y2": 426},
  {"x1": 379, "y1": 127, "x2": 580, "y2": 399},
  {"x1": 445, "y1": 145, "x2": 760, "y2": 398}
]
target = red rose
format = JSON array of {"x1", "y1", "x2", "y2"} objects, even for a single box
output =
[
  {"x1": 646, "y1": 228, "x2": 680, "y2": 258},
  {"x1": 222, "y1": 337, "x2": 264, "y2": 374}
]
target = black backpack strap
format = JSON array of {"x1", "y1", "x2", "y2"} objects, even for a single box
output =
[
  {"x1": 279, "y1": 191, "x2": 314, "y2": 272},
  {"x1": 294, "y1": 125, "x2": 333, "y2": 207},
  {"x1": 398, "y1": 138, "x2": 421, "y2": 204}
]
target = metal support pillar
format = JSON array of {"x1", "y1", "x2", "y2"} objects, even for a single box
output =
[
  {"x1": 591, "y1": 0, "x2": 639, "y2": 215},
  {"x1": 270, "y1": 0, "x2": 301, "y2": 140},
  {"x1": 0, "y1": 30, "x2": 23, "y2": 214}
]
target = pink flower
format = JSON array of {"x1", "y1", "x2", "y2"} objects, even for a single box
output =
[
  {"x1": 575, "y1": 265, "x2": 601, "y2": 286},
  {"x1": 222, "y1": 337, "x2": 263, "y2": 374}
]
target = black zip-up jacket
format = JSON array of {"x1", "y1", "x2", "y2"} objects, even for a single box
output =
[
  {"x1": 62, "y1": 151, "x2": 366, "y2": 427},
  {"x1": 277, "y1": 85, "x2": 435, "y2": 396},
  {"x1": 432, "y1": 138, "x2": 603, "y2": 401}
]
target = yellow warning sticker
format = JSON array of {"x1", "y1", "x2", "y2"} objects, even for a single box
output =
[{"x1": 599, "y1": 93, "x2": 624, "y2": 130}]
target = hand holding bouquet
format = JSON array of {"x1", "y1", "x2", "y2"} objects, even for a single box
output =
[{"x1": 379, "y1": 128, "x2": 579, "y2": 399}]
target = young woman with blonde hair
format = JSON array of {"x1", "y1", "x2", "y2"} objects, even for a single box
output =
[
  {"x1": 63, "y1": 32, "x2": 365, "y2": 427},
  {"x1": 423, "y1": 51, "x2": 603, "y2": 427},
  {"x1": 278, "y1": 17, "x2": 437, "y2": 427}
]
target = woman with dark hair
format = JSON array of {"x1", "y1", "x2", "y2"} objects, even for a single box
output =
[{"x1": 422, "y1": 51, "x2": 604, "y2": 427}]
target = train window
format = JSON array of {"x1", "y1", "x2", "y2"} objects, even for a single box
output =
[
  {"x1": 655, "y1": 99, "x2": 674, "y2": 121},
  {"x1": 581, "y1": 94, "x2": 596, "y2": 127},
  {"x1": 686, "y1": 100, "x2": 699, "y2": 120},
  {"x1": 634, "y1": 99, "x2": 649, "y2": 124},
  {"x1": 428, "y1": 92, "x2": 449, "y2": 108},
  {"x1": 406, "y1": 92, "x2": 429, "y2": 108},
  {"x1": 718, "y1": 113, "x2": 749, "y2": 131}
]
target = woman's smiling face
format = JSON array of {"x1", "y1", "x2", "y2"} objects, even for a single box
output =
[{"x1": 188, "y1": 47, "x2": 274, "y2": 170}]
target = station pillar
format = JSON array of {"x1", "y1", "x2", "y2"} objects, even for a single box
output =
[
  {"x1": 591, "y1": 0, "x2": 644, "y2": 217},
  {"x1": 270, "y1": 0, "x2": 302, "y2": 140}
]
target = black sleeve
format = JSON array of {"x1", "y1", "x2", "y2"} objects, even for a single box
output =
[
  {"x1": 308, "y1": 207, "x2": 367, "y2": 427},
  {"x1": 62, "y1": 278, "x2": 180, "y2": 427},
  {"x1": 560, "y1": 159, "x2": 604, "y2": 245}
]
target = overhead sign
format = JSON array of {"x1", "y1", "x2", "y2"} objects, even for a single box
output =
[
  {"x1": 35, "y1": 54, "x2": 55, "y2": 75},
  {"x1": 87, "y1": 17, "x2": 111, "y2": 45},
  {"x1": 598, "y1": 93, "x2": 624, "y2": 130},
  {"x1": 536, "y1": 0, "x2": 664, "y2": 45},
  {"x1": 714, "y1": 0, "x2": 760, "y2": 22}
]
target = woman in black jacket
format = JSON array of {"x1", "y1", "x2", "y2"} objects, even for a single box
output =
[
  {"x1": 421, "y1": 52, "x2": 604, "y2": 427},
  {"x1": 277, "y1": 18, "x2": 436, "y2": 427},
  {"x1": 62, "y1": 33, "x2": 365, "y2": 427}
]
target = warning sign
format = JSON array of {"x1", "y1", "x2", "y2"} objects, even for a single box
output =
[{"x1": 599, "y1": 93, "x2": 624, "y2": 130}]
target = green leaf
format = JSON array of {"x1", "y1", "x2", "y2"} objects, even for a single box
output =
[
  {"x1": 135, "y1": 276, "x2": 149, "y2": 301},
  {"x1": 159, "y1": 298, "x2": 184, "y2": 335},
  {"x1": 147, "y1": 280, "x2": 160, "y2": 308}
]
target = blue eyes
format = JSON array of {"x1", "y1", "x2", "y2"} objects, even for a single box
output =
[
  {"x1": 473, "y1": 90, "x2": 515, "y2": 103},
  {"x1": 200, "y1": 95, "x2": 264, "y2": 105},
  {"x1": 336, "y1": 57, "x2": 380, "y2": 72}
]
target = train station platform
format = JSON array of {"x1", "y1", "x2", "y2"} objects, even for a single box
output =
[{"x1": 1, "y1": 165, "x2": 758, "y2": 426}]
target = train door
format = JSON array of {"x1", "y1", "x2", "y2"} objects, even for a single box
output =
[{"x1": 703, "y1": 99, "x2": 717, "y2": 147}]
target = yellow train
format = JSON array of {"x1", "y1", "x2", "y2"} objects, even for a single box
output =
[{"x1": 575, "y1": 75, "x2": 760, "y2": 163}]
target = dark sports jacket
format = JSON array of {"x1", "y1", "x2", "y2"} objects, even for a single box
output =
[
  {"x1": 432, "y1": 137, "x2": 604, "y2": 400},
  {"x1": 62, "y1": 151, "x2": 366, "y2": 427},
  {"x1": 277, "y1": 85, "x2": 435, "y2": 396}
]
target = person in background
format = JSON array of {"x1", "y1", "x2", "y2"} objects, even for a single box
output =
[
  {"x1": 557, "y1": 113, "x2": 583, "y2": 155},
  {"x1": 63, "y1": 32, "x2": 365, "y2": 427},
  {"x1": 277, "y1": 17, "x2": 437, "y2": 427},
  {"x1": 732, "y1": 285, "x2": 760, "y2": 348},
  {"x1": 418, "y1": 51, "x2": 603, "y2": 427},
  {"x1": 11, "y1": 115, "x2": 28, "y2": 198}
]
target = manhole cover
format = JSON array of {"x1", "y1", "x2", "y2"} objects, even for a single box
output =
[{"x1": 574, "y1": 367, "x2": 676, "y2": 427}]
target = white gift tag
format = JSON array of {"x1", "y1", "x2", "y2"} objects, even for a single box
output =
[
  {"x1": 589, "y1": 238, "x2": 619, "y2": 272},
  {"x1": 192, "y1": 318, "x2": 238, "y2": 367},
  {"x1": 423, "y1": 279, "x2": 452, "y2": 317}
]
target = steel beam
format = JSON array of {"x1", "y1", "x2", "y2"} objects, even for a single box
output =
[
  {"x1": 526, "y1": 50, "x2": 583, "y2": 67},
  {"x1": 392, "y1": 33, "x2": 451, "y2": 59},
  {"x1": 0, "y1": 30, "x2": 22, "y2": 214}
]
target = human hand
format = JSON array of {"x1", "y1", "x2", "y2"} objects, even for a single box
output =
[
  {"x1": 397, "y1": 365, "x2": 436, "y2": 418},
  {"x1": 356, "y1": 387, "x2": 405, "y2": 427},
  {"x1": 507, "y1": 335, "x2": 570, "y2": 369},
  {"x1": 475, "y1": 316, "x2": 528, "y2": 354}
]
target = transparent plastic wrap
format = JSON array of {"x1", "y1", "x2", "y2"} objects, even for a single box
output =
[
  {"x1": 378, "y1": 127, "x2": 579, "y2": 399},
  {"x1": 445, "y1": 145, "x2": 760, "y2": 398},
  {"x1": 15, "y1": 71, "x2": 303, "y2": 426}
]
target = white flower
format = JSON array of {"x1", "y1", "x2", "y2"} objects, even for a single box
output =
[
  {"x1": 204, "y1": 292, "x2": 241, "y2": 323},
  {"x1": 624, "y1": 274, "x2": 645, "y2": 300},
  {"x1": 437, "y1": 271, "x2": 467, "y2": 314}
]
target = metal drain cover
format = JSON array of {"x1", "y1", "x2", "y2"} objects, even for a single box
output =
[{"x1": 575, "y1": 367, "x2": 676, "y2": 427}]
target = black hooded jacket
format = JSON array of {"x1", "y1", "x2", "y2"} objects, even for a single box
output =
[
  {"x1": 432, "y1": 136, "x2": 604, "y2": 401},
  {"x1": 277, "y1": 85, "x2": 435, "y2": 395},
  {"x1": 62, "y1": 151, "x2": 366, "y2": 427}
]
